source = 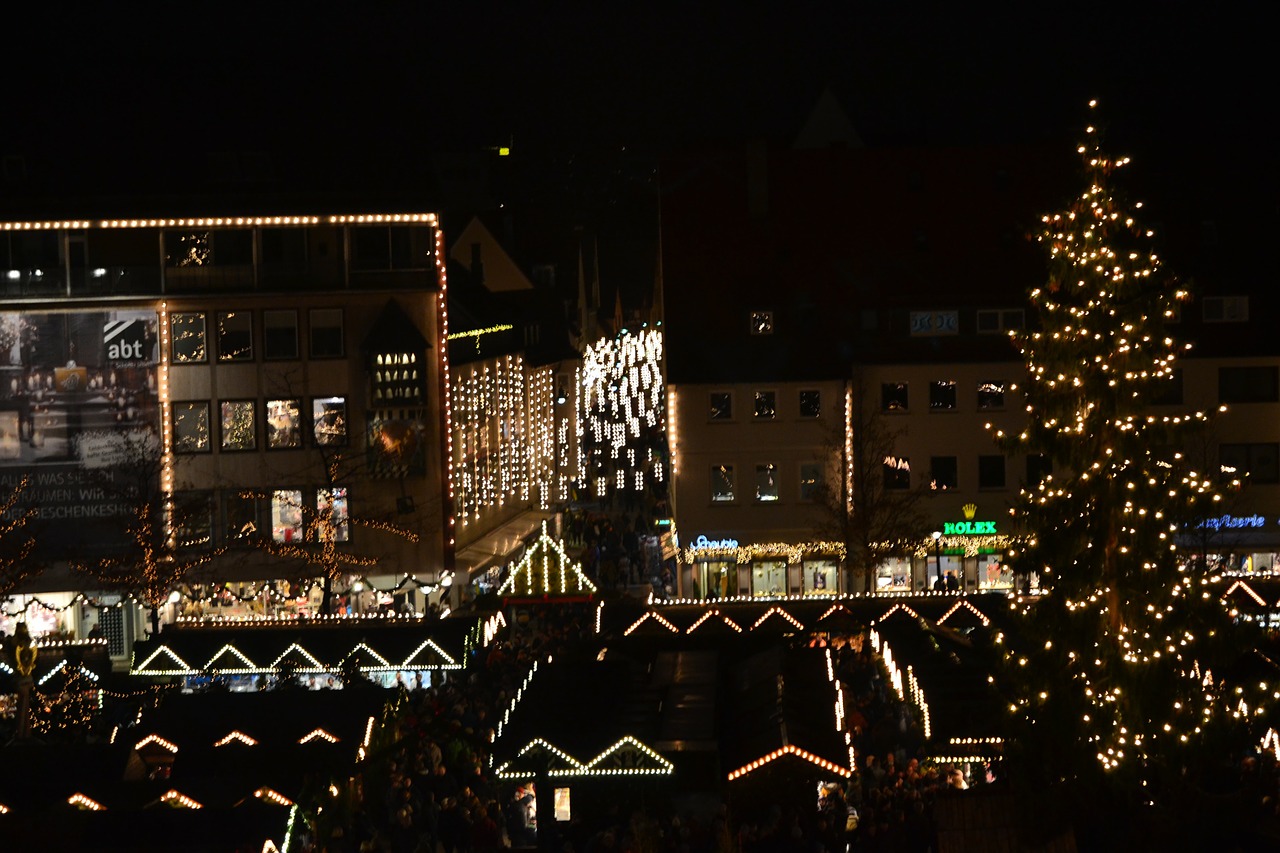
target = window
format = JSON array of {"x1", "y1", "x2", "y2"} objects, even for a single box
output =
[
  {"x1": 930, "y1": 456, "x2": 957, "y2": 490},
  {"x1": 709, "y1": 392, "x2": 733, "y2": 420},
  {"x1": 1219, "y1": 366, "x2": 1279, "y2": 404},
  {"x1": 263, "y1": 310, "x2": 299, "y2": 360},
  {"x1": 977, "y1": 308, "x2": 1025, "y2": 334},
  {"x1": 310, "y1": 308, "x2": 344, "y2": 358},
  {"x1": 312, "y1": 396, "x2": 348, "y2": 446},
  {"x1": 219, "y1": 400, "x2": 257, "y2": 451},
  {"x1": 799, "y1": 463, "x2": 824, "y2": 502},
  {"x1": 755, "y1": 464, "x2": 779, "y2": 502},
  {"x1": 977, "y1": 381, "x2": 1005, "y2": 410},
  {"x1": 1149, "y1": 369, "x2": 1183, "y2": 405},
  {"x1": 883, "y1": 456, "x2": 911, "y2": 490},
  {"x1": 224, "y1": 493, "x2": 263, "y2": 546},
  {"x1": 350, "y1": 225, "x2": 417, "y2": 270},
  {"x1": 799, "y1": 390, "x2": 822, "y2": 418},
  {"x1": 749, "y1": 311, "x2": 774, "y2": 335},
  {"x1": 272, "y1": 489, "x2": 304, "y2": 543},
  {"x1": 910, "y1": 311, "x2": 958, "y2": 336},
  {"x1": 260, "y1": 228, "x2": 308, "y2": 267},
  {"x1": 978, "y1": 455, "x2": 1007, "y2": 489},
  {"x1": 170, "y1": 313, "x2": 207, "y2": 363},
  {"x1": 882, "y1": 382, "x2": 908, "y2": 412},
  {"x1": 752, "y1": 560, "x2": 787, "y2": 596},
  {"x1": 172, "y1": 402, "x2": 210, "y2": 453},
  {"x1": 164, "y1": 229, "x2": 252, "y2": 268},
  {"x1": 1026, "y1": 454, "x2": 1052, "y2": 486},
  {"x1": 172, "y1": 492, "x2": 213, "y2": 550},
  {"x1": 266, "y1": 399, "x2": 303, "y2": 449},
  {"x1": 1203, "y1": 296, "x2": 1249, "y2": 322},
  {"x1": 711, "y1": 465, "x2": 735, "y2": 502},
  {"x1": 754, "y1": 390, "x2": 776, "y2": 419},
  {"x1": 216, "y1": 311, "x2": 253, "y2": 362},
  {"x1": 1221, "y1": 443, "x2": 1280, "y2": 484},
  {"x1": 316, "y1": 487, "x2": 350, "y2": 542},
  {"x1": 929, "y1": 380, "x2": 957, "y2": 410}
]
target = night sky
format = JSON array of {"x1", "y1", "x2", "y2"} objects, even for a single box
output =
[{"x1": 3, "y1": 4, "x2": 1271, "y2": 304}]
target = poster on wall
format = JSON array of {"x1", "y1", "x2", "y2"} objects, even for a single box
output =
[{"x1": 0, "y1": 309, "x2": 160, "y2": 556}]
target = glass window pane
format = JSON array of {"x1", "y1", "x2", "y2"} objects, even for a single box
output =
[
  {"x1": 310, "y1": 308, "x2": 344, "y2": 358},
  {"x1": 929, "y1": 380, "x2": 957, "y2": 410},
  {"x1": 755, "y1": 463, "x2": 779, "y2": 502},
  {"x1": 799, "y1": 390, "x2": 821, "y2": 418},
  {"x1": 312, "y1": 396, "x2": 348, "y2": 446},
  {"x1": 170, "y1": 312, "x2": 207, "y2": 363},
  {"x1": 883, "y1": 455, "x2": 911, "y2": 490},
  {"x1": 711, "y1": 465, "x2": 735, "y2": 502},
  {"x1": 263, "y1": 310, "x2": 299, "y2": 360},
  {"x1": 751, "y1": 561, "x2": 786, "y2": 596},
  {"x1": 709, "y1": 392, "x2": 732, "y2": 420},
  {"x1": 172, "y1": 491, "x2": 213, "y2": 550},
  {"x1": 930, "y1": 456, "x2": 958, "y2": 490},
  {"x1": 977, "y1": 381, "x2": 1005, "y2": 410},
  {"x1": 317, "y1": 487, "x2": 349, "y2": 542},
  {"x1": 216, "y1": 311, "x2": 253, "y2": 362},
  {"x1": 266, "y1": 398, "x2": 302, "y2": 449},
  {"x1": 805, "y1": 560, "x2": 838, "y2": 595},
  {"x1": 220, "y1": 400, "x2": 257, "y2": 451},
  {"x1": 978, "y1": 455, "x2": 1006, "y2": 489},
  {"x1": 799, "y1": 463, "x2": 823, "y2": 502},
  {"x1": 754, "y1": 391, "x2": 776, "y2": 419},
  {"x1": 881, "y1": 383, "x2": 908, "y2": 412},
  {"x1": 225, "y1": 493, "x2": 261, "y2": 546},
  {"x1": 272, "y1": 489, "x2": 304, "y2": 543},
  {"x1": 172, "y1": 402, "x2": 210, "y2": 453}
]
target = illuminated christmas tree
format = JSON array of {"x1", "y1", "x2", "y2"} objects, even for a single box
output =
[{"x1": 995, "y1": 103, "x2": 1269, "y2": 809}]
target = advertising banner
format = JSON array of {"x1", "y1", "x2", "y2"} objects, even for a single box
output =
[{"x1": 0, "y1": 309, "x2": 160, "y2": 556}]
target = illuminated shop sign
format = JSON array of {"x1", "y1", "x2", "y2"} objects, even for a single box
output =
[
  {"x1": 1195, "y1": 514, "x2": 1267, "y2": 531},
  {"x1": 692, "y1": 535, "x2": 739, "y2": 550},
  {"x1": 943, "y1": 521, "x2": 997, "y2": 535}
]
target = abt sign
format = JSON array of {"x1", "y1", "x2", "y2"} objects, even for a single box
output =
[{"x1": 104, "y1": 319, "x2": 150, "y2": 362}]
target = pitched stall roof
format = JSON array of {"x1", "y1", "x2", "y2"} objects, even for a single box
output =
[{"x1": 498, "y1": 522, "x2": 597, "y2": 601}]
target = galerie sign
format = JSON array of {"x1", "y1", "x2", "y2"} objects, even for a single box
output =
[{"x1": 692, "y1": 534, "x2": 739, "y2": 550}]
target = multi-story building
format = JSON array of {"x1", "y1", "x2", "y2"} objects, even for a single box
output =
[
  {"x1": 1, "y1": 210, "x2": 453, "y2": 659},
  {"x1": 660, "y1": 135, "x2": 1279, "y2": 597}
]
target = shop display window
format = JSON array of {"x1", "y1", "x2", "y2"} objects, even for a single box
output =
[
  {"x1": 979, "y1": 555, "x2": 1014, "y2": 589},
  {"x1": 805, "y1": 560, "x2": 838, "y2": 594},
  {"x1": 170, "y1": 312, "x2": 207, "y2": 363},
  {"x1": 876, "y1": 557, "x2": 912, "y2": 591},
  {"x1": 752, "y1": 560, "x2": 787, "y2": 596},
  {"x1": 698, "y1": 562, "x2": 734, "y2": 599},
  {"x1": 266, "y1": 398, "x2": 303, "y2": 449},
  {"x1": 220, "y1": 400, "x2": 257, "y2": 451},
  {"x1": 172, "y1": 402, "x2": 211, "y2": 453}
]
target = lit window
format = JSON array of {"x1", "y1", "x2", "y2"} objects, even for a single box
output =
[
  {"x1": 977, "y1": 381, "x2": 1005, "y2": 410},
  {"x1": 711, "y1": 465, "x2": 735, "y2": 502},
  {"x1": 749, "y1": 311, "x2": 774, "y2": 335},
  {"x1": 883, "y1": 456, "x2": 911, "y2": 490},
  {"x1": 754, "y1": 391, "x2": 776, "y2": 419},
  {"x1": 219, "y1": 400, "x2": 257, "y2": 451},
  {"x1": 929, "y1": 381, "x2": 957, "y2": 410},
  {"x1": 316, "y1": 488, "x2": 350, "y2": 542},
  {"x1": 272, "y1": 490, "x2": 304, "y2": 543},
  {"x1": 881, "y1": 383, "x2": 908, "y2": 412},
  {"x1": 755, "y1": 464, "x2": 779, "y2": 502},
  {"x1": 312, "y1": 397, "x2": 348, "y2": 446},
  {"x1": 709, "y1": 392, "x2": 733, "y2": 420},
  {"x1": 266, "y1": 399, "x2": 303, "y2": 449}
]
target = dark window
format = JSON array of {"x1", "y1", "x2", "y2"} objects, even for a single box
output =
[
  {"x1": 930, "y1": 381, "x2": 957, "y2": 410},
  {"x1": 799, "y1": 390, "x2": 822, "y2": 418},
  {"x1": 754, "y1": 391, "x2": 776, "y2": 419},
  {"x1": 309, "y1": 308, "x2": 344, "y2": 358},
  {"x1": 709, "y1": 392, "x2": 733, "y2": 420},
  {"x1": 1219, "y1": 366, "x2": 1279, "y2": 404},
  {"x1": 882, "y1": 383, "x2": 908, "y2": 412},
  {"x1": 1221, "y1": 443, "x2": 1280, "y2": 484},
  {"x1": 799, "y1": 463, "x2": 823, "y2": 502},
  {"x1": 351, "y1": 226, "x2": 416, "y2": 270},
  {"x1": 749, "y1": 311, "x2": 774, "y2": 335},
  {"x1": 930, "y1": 456, "x2": 958, "y2": 490},
  {"x1": 225, "y1": 492, "x2": 263, "y2": 547},
  {"x1": 883, "y1": 456, "x2": 911, "y2": 490},
  {"x1": 263, "y1": 310, "x2": 299, "y2": 360},
  {"x1": 172, "y1": 402, "x2": 211, "y2": 453},
  {"x1": 170, "y1": 312, "x2": 207, "y2": 363},
  {"x1": 1026, "y1": 454, "x2": 1052, "y2": 486},
  {"x1": 711, "y1": 465, "x2": 735, "y2": 502},
  {"x1": 977, "y1": 381, "x2": 1005, "y2": 410},
  {"x1": 260, "y1": 228, "x2": 308, "y2": 266},
  {"x1": 216, "y1": 311, "x2": 253, "y2": 362},
  {"x1": 1149, "y1": 369, "x2": 1183, "y2": 406},
  {"x1": 172, "y1": 491, "x2": 214, "y2": 551},
  {"x1": 978, "y1": 455, "x2": 1006, "y2": 489},
  {"x1": 755, "y1": 464, "x2": 779, "y2": 502}
]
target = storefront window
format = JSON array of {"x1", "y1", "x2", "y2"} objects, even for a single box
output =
[
  {"x1": 876, "y1": 557, "x2": 912, "y2": 591},
  {"x1": 752, "y1": 560, "x2": 787, "y2": 597},
  {"x1": 978, "y1": 555, "x2": 1013, "y2": 589},
  {"x1": 805, "y1": 560, "x2": 838, "y2": 595},
  {"x1": 697, "y1": 561, "x2": 734, "y2": 600}
]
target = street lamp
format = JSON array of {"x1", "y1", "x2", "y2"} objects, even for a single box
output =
[{"x1": 931, "y1": 530, "x2": 943, "y2": 589}]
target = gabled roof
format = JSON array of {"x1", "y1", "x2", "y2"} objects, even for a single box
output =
[{"x1": 498, "y1": 522, "x2": 597, "y2": 600}]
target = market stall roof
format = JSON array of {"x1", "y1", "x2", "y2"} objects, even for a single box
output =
[
  {"x1": 128, "y1": 619, "x2": 471, "y2": 678},
  {"x1": 498, "y1": 521, "x2": 597, "y2": 602}
]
